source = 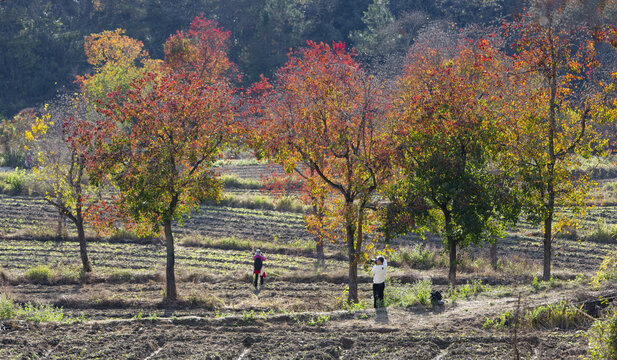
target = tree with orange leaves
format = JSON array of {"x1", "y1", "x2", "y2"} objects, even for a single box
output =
[
  {"x1": 251, "y1": 41, "x2": 390, "y2": 303},
  {"x1": 86, "y1": 16, "x2": 239, "y2": 301},
  {"x1": 504, "y1": 1, "x2": 617, "y2": 281}
]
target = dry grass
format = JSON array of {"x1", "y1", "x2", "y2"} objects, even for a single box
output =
[{"x1": 184, "y1": 290, "x2": 225, "y2": 309}]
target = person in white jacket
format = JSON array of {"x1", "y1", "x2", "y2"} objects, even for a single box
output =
[{"x1": 371, "y1": 256, "x2": 387, "y2": 308}]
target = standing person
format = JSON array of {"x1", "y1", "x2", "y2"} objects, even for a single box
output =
[
  {"x1": 371, "y1": 256, "x2": 387, "y2": 308},
  {"x1": 253, "y1": 249, "x2": 266, "y2": 289}
]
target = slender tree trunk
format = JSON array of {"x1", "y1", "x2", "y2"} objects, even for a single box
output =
[
  {"x1": 444, "y1": 212, "x2": 457, "y2": 288},
  {"x1": 316, "y1": 240, "x2": 325, "y2": 267},
  {"x1": 490, "y1": 242, "x2": 498, "y2": 271},
  {"x1": 345, "y1": 202, "x2": 358, "y2": 303},
  {"x1": 76, "y1": 215, "x2": 91, "y2": 272},
  {"x1": 544, "y1": 32, "x2": 557, "y2": 282},
  {"x1": 448, "y1": 236, "x2": 457, "y2": 288},
  {"x1": 543, "y1": 202, "x2": 554, "y2": 281},
  {"x1": 163, "y1": 220, "x2": 177, "y2": 301}
]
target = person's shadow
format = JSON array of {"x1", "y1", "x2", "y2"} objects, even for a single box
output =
[{"x1": 375, "y1": 307, "x2": 390, "y2": 324}]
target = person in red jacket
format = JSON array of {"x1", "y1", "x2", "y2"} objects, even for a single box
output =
[{"x1": 253, "y1": 249, "x2": 266, "y2": 289}]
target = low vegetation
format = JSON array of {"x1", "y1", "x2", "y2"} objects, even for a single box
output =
[
  {"x1": 386, "y1": 278, "x2": 433, "y2": 307},
  {"x1": 484, "y1": 300, "x2": 592, "y2": 331},
  {"x1": 586, "y1": 307, "x2": 617, "y2": 360},
  {"x1": 0, "y1": 293, "x2": 73, "y2": 323}
]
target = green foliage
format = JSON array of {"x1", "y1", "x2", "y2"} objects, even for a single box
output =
[
  {"x1": 586, "y1": 308, "x2": 617, "y2": 360},
  {"x1": 585, "y1": 220, "x2": 617, "y2": 243},
  {"x1": 349, "y1": 0, "x2": 401, "y2": 57},
  {"x1": 591, "y1": 251, "x2": 617, "y2": 289},
  {"x1": 219, "y1": 174, "x2": 263, "y2": 189},
  {"x1": 0, "y1": 293, "x2": 16, "y2": 320},
  {"x1": 0, "y1": 293, "x2": 67, "y2": 323},
  {"x1": 447, "y1": 279, "x2": 489, "y2": 302},
  {"x1": 483, "y1": 310, "x2": 513, "y2": 330},
  {"x1": 386, "y1": 278, "x2": 432, "y2": 307},
  {"x1": 485, "y1": 300, "x2": 591, "y2": 330},
  {"x1": 335, "y1": 287, "x2": 369, "y2": 311},
  {"x1": 24, "y1": 265, "x2": 55, "y2": 284},
  {"x1": 523, "y1": 300, "x2": 589, "y2": 330},
  {"x1": 0, "y1": 169, "x2": 30, "y2": 195},
  {"x1": 390, "y1": 244, "x2": 447, "y2": 269},
  {"x1": 531, "y1": 275, "x2": 540, "y2": 292},
  {"x1": 307, "y1": 314, "x2": 331, "y2": 326}
]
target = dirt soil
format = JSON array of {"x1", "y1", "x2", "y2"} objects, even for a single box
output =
[{"x1": 0, "y1": 276, "x2": 599, "y2": 359}]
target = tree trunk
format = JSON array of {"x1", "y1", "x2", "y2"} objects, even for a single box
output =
[
  {"x1": 490, "y1": 242, "x2": 497, "y2": 271},
  {"x1": 444, "y1": 211, "x2": 457, "y2": 288},
  {"x1": 544, "y1": 32, "x2": 556, "y2": 282},
  {"x1": 315, "y1": 239, "x2": 325, "y2": 267},
  {"x1": 448, "y1": 236, "x2": 457, "y2": 288},
  {"x1": 543, "y1": 209, "x2": 553, "y2": 281},
  {"x1": 76, "y1": 216, "x2": 91, "y2": 273},
  {"x1": 164, "y1": 220, "x2": 177, "y2": 301},
  {"x1": 345, "y1": 202, "x2": 358, "y2": 303}
]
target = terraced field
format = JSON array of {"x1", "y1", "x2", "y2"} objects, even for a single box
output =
[{"x1": 1, "y1": 165, "x2": 616, "y2": 359}]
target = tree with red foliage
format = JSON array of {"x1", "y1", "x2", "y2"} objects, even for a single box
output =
[
  {"x1": 251, "y1": 41, "x2": 390, "y2": 303},
  {"x1": 87, "y1": 16, "x2": 238, "y2": 301}
]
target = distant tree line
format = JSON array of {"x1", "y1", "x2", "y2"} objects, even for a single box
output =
[{"x1": 0, "y1": 0, "x2": 527, "y2": 118}]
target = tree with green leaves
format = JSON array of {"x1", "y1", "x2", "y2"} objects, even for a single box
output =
[{"x1": 386, "y1": 40, "x2": 521, "y2": 287}]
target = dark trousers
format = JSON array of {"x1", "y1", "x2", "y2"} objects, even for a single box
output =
[
  {"x1": 254, "y1": 273, "x2": 264, "y2": 288},
  {"x1": 373, "y1": 282, "x2": 385, "y2": 308}
]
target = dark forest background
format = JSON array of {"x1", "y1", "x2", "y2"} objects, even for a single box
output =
[{"x1": 0, "y1": 0, "x2": 528, "y2": 118}]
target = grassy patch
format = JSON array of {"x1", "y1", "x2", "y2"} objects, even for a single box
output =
[
  {"x1": 185, "y1": 291, "x2": 225, "y2": 309},
  {"x1": 179, "y1": 234, "x2": 316, "y2": 257},
  {"x1": 485, "y1": 299, "x2": 592, "y2": 330},
  {"x1": 220, "y1": 174, "x2": 262, "y2": 189},
  {"x1": 24, "y1": 265, "x2": 55, "y2": 284},
  {"x1": 386, "y1": 278, "x2": 432, "y2": 307},
  {"x1": 0, "y1": 293, "x2": 73, "y2": 323},
  {"x1": 448, "y1": 279, "x2": 490, "y2": 302},
  {"x1": 207, "y1": 193, "x2": 307, "y2": 213},
  {"x1": 584, "y1": 220, "x2": 617, "y2": 243},
  {"x1": 0, "y1": 169, "x2": 41, "y2": 196},
  {"x1": 390, "y1": 244, "x2": 447, "y2": 269}
]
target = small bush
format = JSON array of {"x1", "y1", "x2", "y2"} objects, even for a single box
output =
[
  {"x1": 0, "y1": 151, "x2": 28, "y2": 168},
  {"x1": 0, "y1": 169, "x2": 34, "y2": 195},
  {"x1": 386, "y1": 278, "x2": 432, "y2": 307},
  {"x1": 483, "y1": 310, "x2": 514, "y2": 330},
  {"x1": 586, "y1": 307, "x2": 617, "y2": 360},
  {"x1": 0, "y1": 293, "x2": 17, "y2": 319},
  {"x1": 25, "y1": 265, "x2": 55, "y2": 284},
  {"x1": 449, "y1": 278, "x2": 489, "y2": 301}
]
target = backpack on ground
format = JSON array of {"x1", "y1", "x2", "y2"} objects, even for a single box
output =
[
  {"x1": 254, "y1": 257, "x2": 263, "y2": 271},
  {"x1": 431, "y1": 290, "x2": 443, "y2": 305}
]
